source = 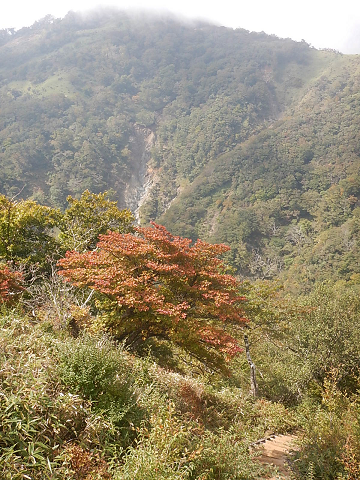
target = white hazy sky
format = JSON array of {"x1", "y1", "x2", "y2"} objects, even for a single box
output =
[{"x1": 2, "y1": 0, "x2": 360, "y2": 53}]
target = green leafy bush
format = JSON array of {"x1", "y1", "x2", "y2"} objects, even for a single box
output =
[
  {"x1": 56, "y1": 334, "x2": 128, "y2": 400},
  {"x1": 294, "y1": 374, "x2": 360, "y2": 479},
  {"x1": 56, "y1": 334, "x2": 147, "y2": 447}
]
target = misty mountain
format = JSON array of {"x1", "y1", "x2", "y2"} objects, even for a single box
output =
[{"x1": 0, "y1": 10, "x2": 359, "y2": 290}]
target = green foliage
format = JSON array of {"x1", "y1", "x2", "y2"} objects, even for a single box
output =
[
  {"x1": 56, "y1": 333, "x2": 148, "y2": 452},
  {"x1": 292, "y1": 285, "x2": 360, "y2": 391},
  {"x1": 57, "y1": 334, "x2": 126, "y2": 399},
  {"x1": 0, "y1": 191, "x2": 133, "y2": 287},
  {"x1": 294, "y1": 374, "x2": 360, "y2": 479},
  {"x1": 112, "y1": 372, "x2": 270, "y2": 480},
  {"x1": 190, "y1": 429, "x2": 264, "y2": 480},
  {"x1": 0, "y1": 388, "x2": 88, "y2": 479},
  {"x1": 115, "y1": 413, "x2": 263, "y2": 480},
  {"x1": 59, "y1": 190, "x2": 134, "y2": 252},
  {"x1": 0, "y1": 306, "x2": 295, "y2": 479},
  {"x1": 0, "y1": 312, "x2": 91, "y2": 479},
  {"x1": 0, "y1": 12, "x2": 358, "y2": 288},
  {"x1": 4, "y1": 276, "x2": 360, "y2": 478},
  {"x1": 1, "y1": 12, "x2": 360, "y2": 478},
  {"x1": 0, "y1": 194, "x2": 60, "y2": 267},
  {"x1": 231, "y1": 282, "x2": 360, "y2": 408},
  {"x1": 152, "y1": 55, "x2": 360, "y2": 290},
  {"x1": 0, "y1": 311, "x2": 141, "y2": 477},
  {"x1": 56, "y1": 334, "x2": 139, "y2": 427},
  {"x1": 113, "y1": 405, "x2": 195, "y2": 480}
]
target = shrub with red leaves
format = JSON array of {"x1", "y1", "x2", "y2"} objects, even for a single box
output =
[{"x1": 0, "y1": 265, "x2": 23, "y2": 305}]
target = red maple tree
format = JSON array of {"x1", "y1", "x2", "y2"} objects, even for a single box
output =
[
  {"x1": 0, "y1": 265, "x2": 23, "y2": 304},
  {"x1": 58, "y1": 223, "x2": 247, "y2": 369}
]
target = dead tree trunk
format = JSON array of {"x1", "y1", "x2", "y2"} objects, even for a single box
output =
[{"x1": 244, "y1": 334, "x2": 258, "y2": 398}]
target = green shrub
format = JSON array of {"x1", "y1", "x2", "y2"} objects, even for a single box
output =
[
  {"x1": 0, "y1": 307, "x2": 301, "y2": 479},
  {"x1": 56, "y1": 333, "x2": 149, "y2": 449},
  {"x1": 190, "y1": 429, "x2": 266, "y2": 480},
  {"x1": 114, "y1": 404, "x2": 194, "y2": 480},
  {"x1": 56, "y1": 334, "x2": 128, "y2": 400},
  {"x1": 294, "y1": 375, "x2": 360, "y2": 479}
]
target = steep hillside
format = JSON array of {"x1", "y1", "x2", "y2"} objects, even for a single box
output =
[
  {"x1": 1, "y1": 15, "x2": 360, "y2": 477},
  {"x1": 0, "y1": 10, "x2": 359, "y2": 289},
  {"x1": 157, "y1": 54, "x2": 360, "y2": 290}
]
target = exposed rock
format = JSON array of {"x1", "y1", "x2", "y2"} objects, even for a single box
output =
[{"x1": 123, "y1": 125, "x2": 155, "y2": 222}]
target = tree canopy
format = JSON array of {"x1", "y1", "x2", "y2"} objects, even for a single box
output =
[
  {"x1": 0, "y1": 191, "x2": 134, "y2": 271},
  {"x1": 0, "y1": 194, "x2": 60, "y2": 268},
  {"x1": 59, "y1": 190, "x2": 134, "y2": 252},
  {"x1": 58, "y1": 222, "x2": 247, "y2": 370},
  {"x1": 0, "y1": 12, "x2": 359, "y2": 289}
]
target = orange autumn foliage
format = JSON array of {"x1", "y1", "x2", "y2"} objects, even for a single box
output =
[{"x1": 58, "y1": 223, "x2": 247, "y2": 368}]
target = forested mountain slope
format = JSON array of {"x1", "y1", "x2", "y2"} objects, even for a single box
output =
[
  {"x1": 158, "y1": 55, "x2": 360, "y2": 291},
  {"x1": 1, "y1": 13, "x2": 360, "y2": 478},
  {"x1": 0, "y1": 10, "x2": 359, "y2": 289}
]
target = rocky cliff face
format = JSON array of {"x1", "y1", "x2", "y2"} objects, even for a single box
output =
[{"x1": 123, "y1": 125, "x2": 156, "y2": 222}]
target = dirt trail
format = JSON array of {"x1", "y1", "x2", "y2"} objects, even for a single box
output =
[{"x1": 253, "y1": 434, "x2": 297, "y2": 479}]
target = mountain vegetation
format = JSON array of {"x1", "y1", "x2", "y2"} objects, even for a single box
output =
[
  {"x1": 0, "y1": 10, "x2": 359, "y2": 289},
  {"x1": 0, "y1": 207, "x2": 359, "y2": 478},
  {"x1": 0, "y1": 10, "x2": 360, "y2": 479}
]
